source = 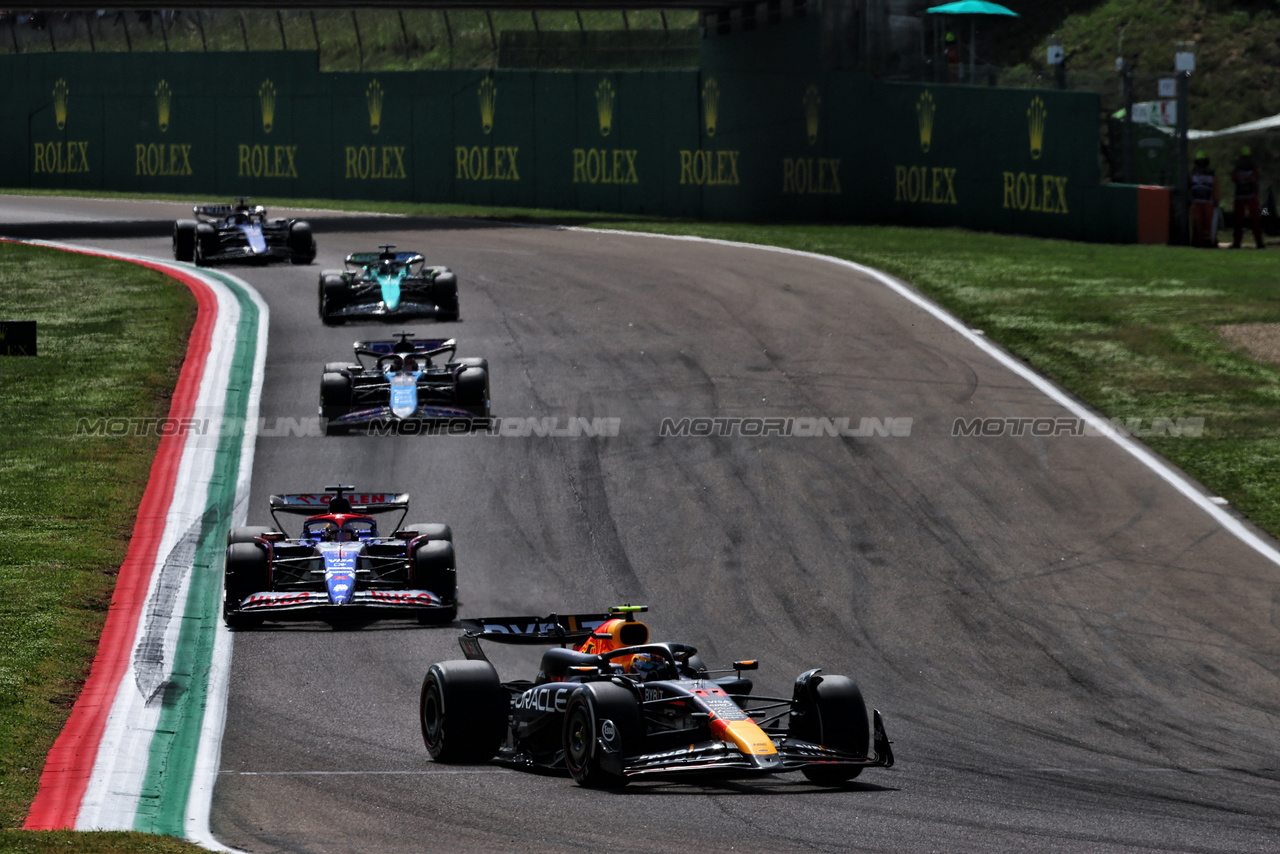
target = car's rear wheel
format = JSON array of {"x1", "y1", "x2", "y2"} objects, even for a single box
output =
[
  {"x1": 289, "y1": 221, "x2": 315, "y2": 265},
  {"x1": 173, "y1": 220, "x2": 197, "y2": 262},
  {"x1": 223, "y1": 542, "x2": 268, "y2": 628},
  {"x1": 412, "y1": 539, "x2": 456, "y2": 623},
  {"x1": 226, "y1": 526, "x2": 273, "y2": 546},
  {"x1": 404, "y1": 523, "x2": 453, "y2": 542},
  {"x1": 791, "y1": 674, "x2": 869, "y2": 785},
  {"x1": 419, "y1": 661, "x2": 506, "y2": 762},
  {"x1": 563, "y1": 682, "x2": 640, "y2": 788}
]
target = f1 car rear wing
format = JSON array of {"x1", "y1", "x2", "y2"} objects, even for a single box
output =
[
  {"x1": 268, "y1": 486, "x2": 409, "y2": 529},
  {"x1": 356, "y1": 337, "x2": 456, "y2": 358},
  {"x1": 457, "y1": 613, "x2": 611, "y2": 660},
  {"x1": 195, "y1": 204, "x2": 235, "y2": 216},
  {"x1": 456, "y1": 605, "x2": 647, "y2": 660},
  {"x1": 346, "y1": 251, "x2": 425, "y2": 265}
]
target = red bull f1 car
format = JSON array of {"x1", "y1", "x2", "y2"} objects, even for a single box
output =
[
  {"x1": 420, "y1": 606, "x2": 893, "y2": 787},
  {"x1": 222, "y1": 485, "x2": 458, "y2": 627},
  {"x1": 173, "y1": 198, "x2": 315, "y2": 266},
  {"x1": 320, "y1": 332, "x2": 489, "y2": 435},
  {"x1": 319, "y1": 245, "x2": 459, "y2": 324}
]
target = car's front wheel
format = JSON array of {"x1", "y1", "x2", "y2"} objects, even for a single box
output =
[
  {"x1": 289, "y1": 221, "x2": 315, "y2": 265},
  {"x1": 563, "y1": 682, "x2": 640, "y2": 788},
  {"x1": 223, "y1": 542, "x2": 268, "y2": 628},
  {"x1": 411, "y1": 539, "x2": 456, "y2": 623},
  {"x1": 193, "y1": 224, "x2": 217, "y2": 267},
  {"x1": 790, "y1": 674, "x2": 869, "y2": 785},
  {"x1": 319, "y1": 271, "x2": 346, "y2": 325},
  {"x1": 320, "y1": 371, "x2": 353, "y2": 434}
]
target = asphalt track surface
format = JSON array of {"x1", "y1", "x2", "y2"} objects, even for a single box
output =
[{"x1": 8, "y1": 196, "x2": 1280, "y2": 854}]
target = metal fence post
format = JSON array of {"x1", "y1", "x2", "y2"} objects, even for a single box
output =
[
  {"x1": 1175, "y1": 70, "x2": 1190, "y2": 244},
  {"x1": 1121, "y1": 62, "x2": 1134, "y2": 184}
]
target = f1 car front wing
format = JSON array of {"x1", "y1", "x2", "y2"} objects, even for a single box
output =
[{"x1": 235, "y1": 588, "x2": 451, "y2": 615}]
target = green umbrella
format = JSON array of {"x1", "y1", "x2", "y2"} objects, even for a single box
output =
[{"x1": 926, "y1": 1, "x2": 1020, "y2": 84}]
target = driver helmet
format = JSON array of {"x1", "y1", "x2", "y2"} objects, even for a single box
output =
[{"x1": 628, "y1": 653, "x2": 668, "y2": 682}]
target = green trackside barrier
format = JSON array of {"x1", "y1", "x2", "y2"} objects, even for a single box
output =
[{"x1": 5, "y1": 45, "x2": 1141, "y2": 242}]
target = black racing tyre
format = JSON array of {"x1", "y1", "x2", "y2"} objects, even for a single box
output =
[
  {"x1": 323, "y1": 362, "x2": 361, "y2": 375},
  {"x1": 227, "y1": 525, "x2": 273, "y2": 546},
  {"x1": 427, "y1": 265, "x2": 453, "y2": 275},
  {"x1": 173, "y1": 219, "x2": 197, "y2": 262},
  {"x1": 412, "y1": 540, "x2": 456, "y2": 622},
  {"x1": 223, "y1": 542, "x2": 269, "y2": 628},
  {"x1": 452, "y1": 356, "x2": 489, "y2": 372},
  {"x1": 320, "y1": 372, "x2": 353, "y2": 433},
  {"x1": 319, "y1": 272, "x2": 347, "y2": 325},
  {"x1": 792, "y1": 675, "x2": 869, "y2": 785},
  {"x1": 563, "y1": 682, "x2": 641, "y2": 788},
  {"x1": 289, "y1": 221, "x2": 315, "y2": 265},
  {"x1": 419, "y1": 660, "x2": 506, "y2": 763},
  {"x1": 404, "y1": 523, "x2": 453, "y2": 542},
  {"x1": 194, "y1": 224, "x2": 217, "y2": 266},
  {"x1": 455, "y1": 366, "x2": 488, "y2": 412},
  {"x1": 434, "y1": 271, "x2": 459, "y2": 321}
]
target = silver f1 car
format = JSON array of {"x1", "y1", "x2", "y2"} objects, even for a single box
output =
[
  {"x1": 320, "y1": 332, "x2": 489, "y2": 435},
  {"x1": 222, "y1": 486, "x2": 458, "y2": 627},
  {"x1": 319, "y1": 245, "x2": 459, "y2": 324},
  {"x1": 420, "y1": 606, "x2": 893, "y2": 787},
  {"x1": 173, "y1": 198, "x2": 315, "y2": 266}
]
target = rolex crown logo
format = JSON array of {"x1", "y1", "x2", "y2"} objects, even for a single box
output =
[
  {"x1": 803, "y1": 84, "x2": 821, "y2": 145},
  {"x1": 259, "y1": 79, "x2": 276, "y2": 134},
  {"x1": 367, "y1": 79, "x2": 383, "y2": 135},
  {"x1": 596, "y1": 79, "x2": 615, "y2": 138},
  {"x1": 53, "y1": 78, "x2": 69, "y2": 131},
  {"x1": 478, "y1": 77, "x2": 497, "y2": 135},
  {"x1": 155, "y1": 79, "x2": 172, "y2": 133},
  {"x1": 1028, "y1": 96, "x2": 1047, "y2": 160},
  {"x1": 916, "y1": 91, "x2": 935, "y2": 154},
  {"x1": 702, "y1": 78, "x2": 720, "y2": 138}
]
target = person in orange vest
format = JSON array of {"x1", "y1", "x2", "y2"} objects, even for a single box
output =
[
  {"x1": 1230, "y1": 145, "x2": 1265, "y2": 249},
  {"x1": 944, "y1": 32, "x2": 961, "y2": 84},
  {"x1": 1189, "y1": 151, "x2": 1220, "y2": 248}
]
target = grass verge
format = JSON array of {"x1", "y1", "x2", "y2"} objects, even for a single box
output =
[{"x1": 0, "y1": 241, "x2": 204, "y2": 853}]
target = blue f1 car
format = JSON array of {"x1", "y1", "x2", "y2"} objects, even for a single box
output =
[
  {"x1": 222, "y1": 486, "x2": 458, "y2": 627},
  {"x1": 320, "y1": 332, "x2": 489, "y2": 435},
  {"x1": 173, "y1": 198, "x2": 315, "y2": 266}
]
